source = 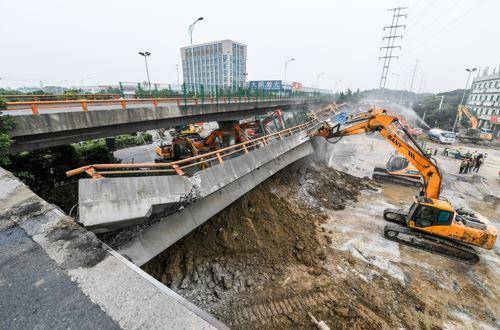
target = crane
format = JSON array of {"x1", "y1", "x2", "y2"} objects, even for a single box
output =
[{"x1": 312, "y1": 108, "x2": 497, "y2": 262}]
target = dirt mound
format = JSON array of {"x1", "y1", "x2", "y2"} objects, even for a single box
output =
[{"x1": 143, "y1": 163, "x2": 436, "y2": 328}]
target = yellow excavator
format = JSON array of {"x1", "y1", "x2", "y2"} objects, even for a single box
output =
[
  {"x1": 313, "y1": 107, "x2": 497, "y2": 262},
  {"x1": 340, "y1": 110, "x2": 422, "y2": 186},
  {"x1": 456, "y1": 105, "x2": 494, "y2": 144}
]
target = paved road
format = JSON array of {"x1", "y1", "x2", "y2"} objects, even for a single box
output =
[{"x1": 0, "y1": 221, "x2": 120, "y2": 329}]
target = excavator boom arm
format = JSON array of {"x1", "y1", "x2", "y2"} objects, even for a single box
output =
[
  {"x1": 316, "y1": 109, "x2": 443, "y2": 199},
  {"x1": 457, "y1": 105, "x2": 478, "y2": 129}
]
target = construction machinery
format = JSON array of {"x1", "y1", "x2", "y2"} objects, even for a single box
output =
[
  {"x1": 455, "y1": 105, "x2": 494, "y2": 144},
  {"x1": 345, "y1": 110, "x2": 422, "y2": 186},
  {"x1": 372, "y1": 154, "x2": 422, "y2": 186},
  {"x1": 155, "y1": 111, "x2": 285, "y2": 161},
  {"x1": 313, "y1": 107, "x2": 497, "y2": 262}
]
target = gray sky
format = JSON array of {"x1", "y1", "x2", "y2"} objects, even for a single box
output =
[{"x1": 1, "y1": 0, "x2": 498, "y2": 92}]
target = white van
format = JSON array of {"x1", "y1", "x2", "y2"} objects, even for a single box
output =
[{"x1": 428, "y1": 128, "x2": 455, "y2": 144}]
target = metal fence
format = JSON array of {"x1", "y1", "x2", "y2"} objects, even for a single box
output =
[{"x1": 66, "y1": 117, "x2": 320, "y2": 179}]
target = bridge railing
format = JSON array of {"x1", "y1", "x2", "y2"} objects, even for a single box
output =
[
  {"x1": 66, "y1": 117, "x2": 320, "y2": 179},
  {"x1": 5, "y1": 95, "x2": 328, "y2": 115}
]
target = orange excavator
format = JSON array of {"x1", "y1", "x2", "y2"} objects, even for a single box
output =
[
  {"x1": 313, "y1": 107, "x2": 497, "y2": 262},
  {"x1": 156, "y1": 110, "x2": 285, "y2": 161}
]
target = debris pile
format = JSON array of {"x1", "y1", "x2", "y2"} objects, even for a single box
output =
[{"x1": 142, "y1": 163, "x2": 429, "y2": 328}]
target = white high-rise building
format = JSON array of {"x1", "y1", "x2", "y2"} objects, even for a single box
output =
[
  {"x1": 466, "y1": 66, "x2": 500, "y2": 132},
  {"x1": 180, "y1": 39, "x2": 247, "y2": 90}
]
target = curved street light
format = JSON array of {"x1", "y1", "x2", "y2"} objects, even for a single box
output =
[
  {"x1": 452, "y1": 67, "x2": 477, "y2": 132},
  {"x1": 316, "y1": 72, "x2": 325, "y2": 88},
  {"x1": 138, "y1": 51, "x2": 152, "y2": 95},
  {"x1": 188, "y1": 17, "x2": 204, "y2": 93},
  {"x1": 284, "y1": 58, "x2": 295, "y2": 83}
]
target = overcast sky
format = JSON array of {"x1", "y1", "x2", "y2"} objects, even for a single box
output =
[{"x1": 1, "y1": 0, "x2": 499, "y2": 92}]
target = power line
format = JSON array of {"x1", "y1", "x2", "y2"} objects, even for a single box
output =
[
  {"x1": 407, "y1": 0, "x2": 423, "y2": 16},
  {"x1": 405, "y1": 0, "x2": 464, "y2": 47},
  {"x1": 378, "y1": 7, "x2": 408, "y2": 95},
  {"x1": 403, "y1": 0, "x2": 483, "y2": 55},
  {"x1": 406, "y1": 0, "x2": 438, "y2": 30}
]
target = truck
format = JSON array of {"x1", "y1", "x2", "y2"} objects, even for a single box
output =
[{"x1": 427, "y1": 128, "x2": 456, "y2": 144}]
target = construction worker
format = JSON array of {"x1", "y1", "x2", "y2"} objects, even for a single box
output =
[
  {"x1": 459, "y1": 159, "x2": 467, "y2": 174},
  {"x1": 426, "y1": 147, "x2": 432, "y2": 158},
  {"x1": 465, "y1": 158, "x2": 472, "y2": 174},
  {"x1": 473, "y1": 154, "x2": 484, "y2": 172},
  {"x1": 455, "y1": 147, "x2": 462, "y2": 159}
]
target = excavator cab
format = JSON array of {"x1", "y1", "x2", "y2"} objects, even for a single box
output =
[
  {"x1": 408, "y1": 198, "x2": 454, "y2": 228},
  {"x1": 373, "y1": 154, "x2": 422, "y2": 186},
  {"x1": 386, "y1": 155, "x2": 420, "y2": 177}
]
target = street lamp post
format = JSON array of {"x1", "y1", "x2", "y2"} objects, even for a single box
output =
[
  {"x1": 452, "y1": 67, "x2": 477, "y2": 132},
  {"x1": 284, "y1": 58, "x2": 295, "y2": 84},
  {"x1": 188, "y1": 17, "x2": 204, "y2": 94},
  {"x1": 438, "y1": 95, "x2": 445, "y2": 111},
  {"x1": 316, "y1": 72, "x2": 325, "y2": 88},
  {"x1": 334, "y1": 79, "x2": 342, "y2": 94},
  {"x1": 138, "y1": 51, "x2": 152, "y2": 96}
]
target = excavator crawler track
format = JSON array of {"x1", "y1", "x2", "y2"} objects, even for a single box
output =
[
  {"x1": 384, "y1": 224, "x2": 479, "y2": 263},
  {"x1": 373, "y1": 168, "x2": 422, "y2": 187},
  {"x1": 383, "y1": 208, "x2": 407, "y2": 225}
]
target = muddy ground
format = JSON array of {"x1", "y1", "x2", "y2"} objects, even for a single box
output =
[{"x1": 143, "y1": 136, "x2": 499, "y2": 329}]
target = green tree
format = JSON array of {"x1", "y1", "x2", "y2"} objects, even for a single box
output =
[
  {"x1": 0, "y1": 99, "x2": 16, "y2": 165},
  {"x1": 412, "y1": 90, "x2": 463, "y2": 130}
]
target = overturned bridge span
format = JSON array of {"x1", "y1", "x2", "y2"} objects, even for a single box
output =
[{"x1": 70, "y1": 119, "x2": 320, "y2": 266}]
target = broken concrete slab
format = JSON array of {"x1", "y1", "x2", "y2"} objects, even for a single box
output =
[{"x1": 78, "y1": 129, "x2": 313, "y2": 232}]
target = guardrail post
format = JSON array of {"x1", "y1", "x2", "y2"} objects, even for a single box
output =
[
  {"x1": 121, "y1": 100, "x2": 126, "y2": 110},
  {"x1": 81, "y1": 100, "x2": 88, "y2": 112},
  {"x1": 172, "y1": 164, "x2": 185, "y2": 176},
  {"x1": 242, "y1": 144, "x2": 249, "y2": 154},
  {"x1": 31, "y1": 104, "x2": 39, "y2": 115},
  {"x1": 216, "y1": 152, "x2": 224, "y2": 164}
]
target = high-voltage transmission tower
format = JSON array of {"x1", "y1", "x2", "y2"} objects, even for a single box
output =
[{"x1": 378, "y1": 7, "x2": 408, "y2": 95}]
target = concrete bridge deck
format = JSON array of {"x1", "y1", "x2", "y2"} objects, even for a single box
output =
[
  {"x1": 3, "y1": 96, "x2": 331, "y2": 154},
  {"x1": 71, "y1": 118, "x2": 321, "y2": 266}
]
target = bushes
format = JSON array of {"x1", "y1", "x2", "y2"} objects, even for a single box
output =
[{"x1": 0, "y1": 98, "x2": 16, "y2": 165}]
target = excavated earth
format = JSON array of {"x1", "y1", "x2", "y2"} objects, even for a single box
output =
[
  {"x1": 142, "y1": 135, "x2": 500, "y2": 329},
  {"x1": 142, "y1": 162, "x2": 385, "y2": 328}
]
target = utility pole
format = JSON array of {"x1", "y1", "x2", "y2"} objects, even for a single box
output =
[
  {"x1": 408, "y1": 59, "x2": 419, "y2": 104},
  {"x1": 378, "y1": 6, "x2": 407, "y2": 96},
  {"x1": 417, "y1": 74, "x2": 423, "y2": 94}
]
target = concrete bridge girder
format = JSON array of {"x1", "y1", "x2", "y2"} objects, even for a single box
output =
[{"x1": 6, "y1": 99, "x2": 330, "y2": 154}]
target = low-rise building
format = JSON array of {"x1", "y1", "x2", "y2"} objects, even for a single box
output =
[{"x1": 466, "y1": 66, "x2": 500, "y2": 133}]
